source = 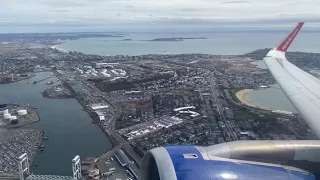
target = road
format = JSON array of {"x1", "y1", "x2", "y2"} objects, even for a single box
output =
[
  {"x1": 77, "y1": 78, "x2": 143, "y2": 164},
  {"x1": 55, "y1": 67, "x2": 144, "y2": 166},
  {"x1": 210, "y1": 72, "x2": 238, "y2": 141}
]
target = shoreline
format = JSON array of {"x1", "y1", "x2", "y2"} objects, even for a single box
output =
[
  {"x1": 0, "y1": 73, "x2": 36, "y2": 85},
  {"x1": 52, "y1": 70, "x2": 116, "y2": 148},
  {"x1": 30, "y1": 128, "x2": 44, "y2": 169},
  {"x1": 49, "y1": 44, "x2": 68, "y2": 53},
  {"x1": 235, "y1": 89, "x2": 273, "y2": 111},
  {"x1": 42, "y1": 91, "x2": 73, "y2": 99}
]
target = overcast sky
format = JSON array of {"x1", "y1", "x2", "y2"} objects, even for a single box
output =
[{"x1": 1, "y1": 0, "x2": 320, "y2": 32}]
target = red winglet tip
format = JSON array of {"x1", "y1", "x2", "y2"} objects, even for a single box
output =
[{"x1": 276, "y1": 22, "x2": 304, "y2": 52}]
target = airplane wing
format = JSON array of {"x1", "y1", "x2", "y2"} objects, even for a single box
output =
[
  {"x1": 263, "y1": 22, "x2": 320, "y2": 138},
  {"x1": 139, "y1": 23, "x2": 320, "y2": 180}
]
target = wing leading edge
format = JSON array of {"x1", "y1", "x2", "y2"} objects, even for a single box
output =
[{"x1": 264, "y1": 22, "x2": 320, "y2": 138}]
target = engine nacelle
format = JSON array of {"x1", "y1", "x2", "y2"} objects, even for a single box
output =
[{"x1": 140, "y1": 141, "x2": 319, "y2": 180}]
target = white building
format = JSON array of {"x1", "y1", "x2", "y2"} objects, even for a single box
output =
[
  {"x1": 95, "y1": 111, "x2": 105, "y2": 121},
  {"x1": 90, "y1": 103, "x2": 108, "y2": 110}
]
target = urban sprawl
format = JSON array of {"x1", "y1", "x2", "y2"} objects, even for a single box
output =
[{"x1": 1, "y1": 33, "x2": 320, "y2": 180}]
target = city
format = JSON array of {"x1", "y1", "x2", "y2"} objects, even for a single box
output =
[{"x1": 0, "y1": 32, "x2": 320, "y2": 179}]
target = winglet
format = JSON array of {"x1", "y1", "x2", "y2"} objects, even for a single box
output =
[{"x1": 276, "y1": 22, "x2": 304, "y2": 52}]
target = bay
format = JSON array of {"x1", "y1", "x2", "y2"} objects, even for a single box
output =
[{"x1": 56, "y1": 32, "x2": 320, "y2": 56}]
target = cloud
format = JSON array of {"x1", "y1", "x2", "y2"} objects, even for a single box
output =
[
  {"x1": 221, "y1": 0, "x2": 251, "y2": 4},
  {"x1": 0, "y1": 0, "x2": 319, "y2": 32}
]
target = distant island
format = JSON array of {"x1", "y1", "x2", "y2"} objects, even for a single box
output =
[
  {"x1": 122, "y1": 39, "x2": 132, "y2": 41},
  {"x1": 149, "y1": 37, "x2": 207, "y2": 42}
]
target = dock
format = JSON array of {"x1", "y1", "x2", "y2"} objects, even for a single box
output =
[{"x1": 33, "y1": 76, "x2": 53, "y2": 84}]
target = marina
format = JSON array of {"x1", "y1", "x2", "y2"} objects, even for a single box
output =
[{"x1": 32, "y1": 76, "x2": 53, "y2": 84}]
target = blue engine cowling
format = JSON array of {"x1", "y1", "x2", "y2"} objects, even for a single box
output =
[{"x1": 140, "y1": 146, "x2": 315, "y2": 180}]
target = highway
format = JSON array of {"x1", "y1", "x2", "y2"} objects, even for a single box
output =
[
  {"x1": 210, "y1": 72, "x2": 238, "y2": 141},
  {"x1": 54, "y1": 66, "x2": 144, "y2": 169},
  {"x1": 77, "y1": 78, "x2": 143, "y2": 165}
]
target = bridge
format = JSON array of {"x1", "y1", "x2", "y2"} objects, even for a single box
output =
[
  {"x1": 18, "y1": 153, "x2": 81, "y2": 180},
  {"x1": 26, "y1": 175, "x2": 73, "y2": 180}
]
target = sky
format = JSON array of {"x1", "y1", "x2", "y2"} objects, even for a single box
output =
[{"x1": 1, "y1": 0, "x2": 320, "y2": 33}]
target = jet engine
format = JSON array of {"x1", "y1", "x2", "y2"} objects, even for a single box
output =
[{"x1": 140, "y1": 140, "x2": 320, "y2": 180}]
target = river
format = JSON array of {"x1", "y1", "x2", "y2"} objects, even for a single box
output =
[{"x1": 0, "y1": 72, "x2": 112, "y2": 176}]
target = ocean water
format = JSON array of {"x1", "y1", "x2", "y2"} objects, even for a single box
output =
[
  {"x1": 244, "y1": 84, "x2": 298, "y2": 113},
  {"x1": 56, "y1": 31, "x2": 320, "y2": 56},
  {"x1": 248, "y1": 60, "x2": 297, "y2": 112},
  {"x1": 247, "y1": 60, "x2": 320, "y2": 112}
]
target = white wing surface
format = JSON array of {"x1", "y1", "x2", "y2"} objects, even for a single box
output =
[{"x1": 264, "y1": 22, "x2": 320, "y2": 137}]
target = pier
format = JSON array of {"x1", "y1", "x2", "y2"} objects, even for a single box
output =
[{"x1": 32, "y1": 76, "x2": 53, "y2": 84}]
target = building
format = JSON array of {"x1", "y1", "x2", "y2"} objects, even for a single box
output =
[
  {"x1": 88, "y1": 169, "x2": 100, "y2": 180},
  {"x1": 95, "y1": 111, "x2": 105, "y2": 121},
  {"x1": 90, "y1": 103, "x2": 108, "y2": 111}
]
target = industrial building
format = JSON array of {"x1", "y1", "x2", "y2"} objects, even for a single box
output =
[
  {"x1": 173, "y1": 106, "x2": 196, "y2": 112},
  {"x1": 88, "y1": 169, "x2": 100, "y2": 180},
  {"x1": 272, "y1": 110, "x2": 294, "y2": 116},
  {"x1": 114, "y1": 149, "x2": 139, "y2": 179},
  {"x1": 124, "y1": 116, "x2": 184, "y2": 140},
  {"x1": 1, "y1": 107, "x2": 29, "y2": 125},
  {"x1": 95, "y1": 111, "x2": 105, "y2": 122},
  {"x1": 89, "y1": 103, "x2": 108, "y2": 111},
  {"x1": 73, "y1": 65, "x2": 127, "y2": 79}
]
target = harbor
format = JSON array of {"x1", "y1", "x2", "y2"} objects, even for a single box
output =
[
  {"x1": 32, "y1": 76, "x2": 53, "y2": 84},
  {"x1": 0, "y1": 71, "x2": 112, "y2": 176},
  {"x1": 0, "y1": 73, "x2": 36, "y2": 85}
]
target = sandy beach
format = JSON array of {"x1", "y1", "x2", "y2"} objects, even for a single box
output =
[
  {"x1": 49, "y1": 45, "x2": 67, "y2": 52},
  {"x1": 235, "y1": 89, "x2": 272, "y2": 111}
]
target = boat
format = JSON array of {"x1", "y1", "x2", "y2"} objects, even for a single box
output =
[
  {"x1": 46, "y1": 81, "x2": 53, "y2": 85},
  {"x1": 46, "y1": 80, "x2": 59, "y2": 85}
]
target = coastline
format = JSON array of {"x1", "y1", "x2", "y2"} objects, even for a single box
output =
[
  {"x1": 235, "y1": 89, "x2": 273, "y2": 111},
  {"x1": 42, "y1": 95, "x2": 73, "y2": 99},
  {"x1": 30, "y1": 128, "x2": 44, "y2": 168},
  {"x1": 1, "y1": 105, "x2": 42, "y2": 171},
  {"x1": 49, "y1": 44, "x2": 68, "y2": 53},
  {"x1": 52, "y1": 71, "x2": 116, "y2": 148},
  {"x1": 0, "y1": 73, "x2": 36, "y2": 85}
]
